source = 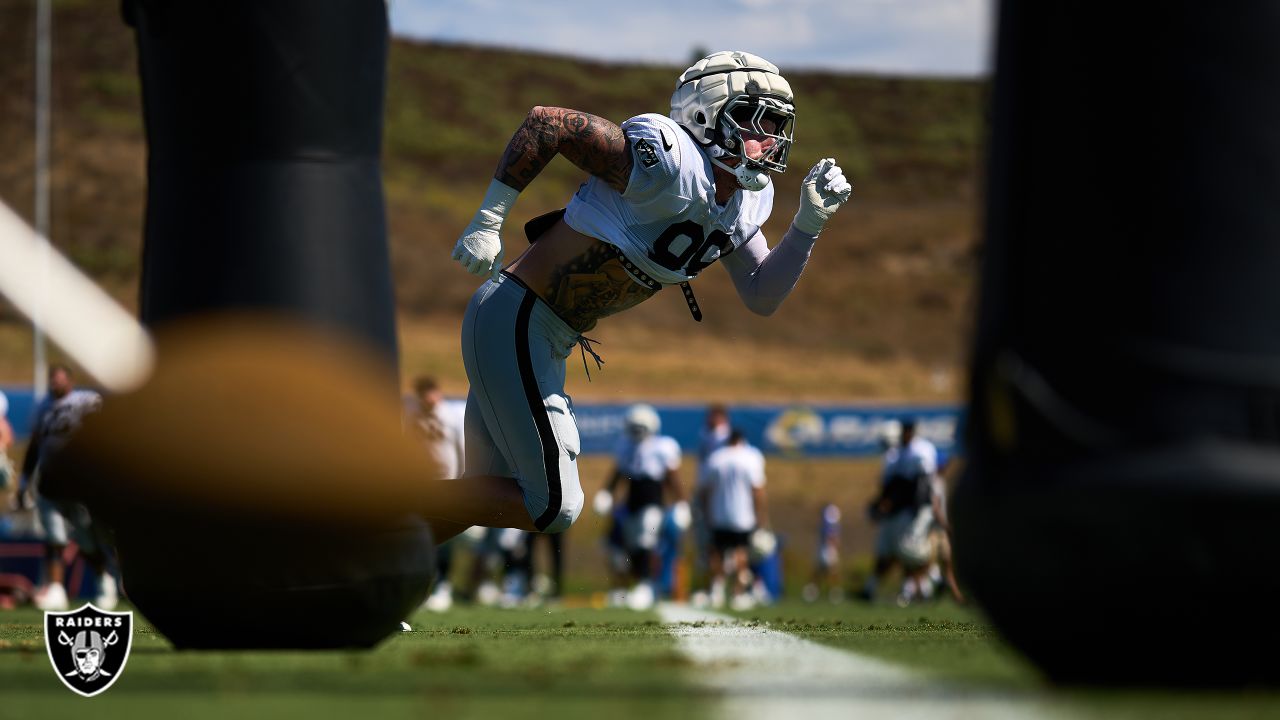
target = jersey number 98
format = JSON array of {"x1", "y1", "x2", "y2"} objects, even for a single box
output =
[{"x1": 649, "y1": 221, "x2": 732, "y2": 277}]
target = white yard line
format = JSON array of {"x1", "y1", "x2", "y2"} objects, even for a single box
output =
[{"x1": 658, "y1": 603, "x2": 1068, "y2": 720}]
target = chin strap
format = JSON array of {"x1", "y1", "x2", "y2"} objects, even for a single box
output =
[
  {"x1": 709, "y1": 156, "x2": 769, "y2": 192},
  {"x1": 709, "y1": 155, "x2": 736, "y2": 173}
]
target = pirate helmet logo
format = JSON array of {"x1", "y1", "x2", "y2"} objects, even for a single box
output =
[{"x1": 44, "y1": 603, "x2": 133, "y2": 697}]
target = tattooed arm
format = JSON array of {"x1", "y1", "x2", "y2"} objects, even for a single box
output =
[
  {"x1": 496, "y1": 106, "x2": 633, "y2": 193},
  {"x1": 452, "y1": 107, "x2": 632, "y2": 279}
]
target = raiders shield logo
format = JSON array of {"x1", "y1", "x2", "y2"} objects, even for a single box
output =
[
  {"x1": 635, "y1": 138, "x2": 660, "y2": 169},
  {"x1": 44, "y1": 603, "x2": 133, "y2": 697}
]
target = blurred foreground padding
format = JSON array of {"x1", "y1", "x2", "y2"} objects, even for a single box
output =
[
  {"x1": 956, "y1": 1, "x2": 1280, "y2": 685},
  {"x1": 41, "y1": 0, "x2": 431, "y2": 649},
  {"x1": 45, "y1": 319, "x2": 437, "y2": 648}
]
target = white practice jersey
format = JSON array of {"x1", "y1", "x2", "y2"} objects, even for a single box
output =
[
  {"x1": 881, "y1": 436, "x2": 938, "y2": 484},
  {"x1": 701, "y1": 443, "x2": 766, "y2": 532},
  {"x1": 614, "y1": 434, "x2": 681, "y2": 483},
  {"x1": 403, "y1": 396, "x2": 466, "y2": 479},
  {"x1": 564, "y1": 113, "x2": 774, "y2": 287}
]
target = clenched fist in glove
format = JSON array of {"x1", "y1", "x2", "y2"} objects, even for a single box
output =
[
  {"x1": 452, "y1": 179, "x2": 520, "y2": 281},
  {"x1": 792, "y1": 158, "x2": 853, "y2": 236}
]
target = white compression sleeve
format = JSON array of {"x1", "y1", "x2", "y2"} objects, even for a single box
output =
[{"x1": 720, "y1": 224, "x2": 817, "y2": 316}]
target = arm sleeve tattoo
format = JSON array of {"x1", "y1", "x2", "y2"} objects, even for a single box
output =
[{"x1": 495, "y1": 106, "x2": 633, "y2": 193}]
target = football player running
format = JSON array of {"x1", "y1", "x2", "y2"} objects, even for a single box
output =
[{"x1": 428, "y1": 51, "x2": 852, "y2": 542}]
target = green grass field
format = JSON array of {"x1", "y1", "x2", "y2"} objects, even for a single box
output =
[
  {"x1": 3, "y1": 599, "x2": 1278, "y2": 719},
  {"x1": 1, "y1": 605, "x2": 709, "y2": 720}
]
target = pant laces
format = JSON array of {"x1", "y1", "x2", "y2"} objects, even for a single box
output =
[{"x1": 577, "y1": 336, "x2": 604, "y2": 381}]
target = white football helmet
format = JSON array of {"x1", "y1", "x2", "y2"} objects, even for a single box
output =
[
  {"x1": 671, "y1": 50, "x2": 795, "y2": 191},
  {"x1": 624, "y1": 403, "x2": 661, "y2": 439}
]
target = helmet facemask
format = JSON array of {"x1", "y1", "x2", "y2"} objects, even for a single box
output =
[
  {"x1": 670, "y1": 51, "x2": 797, "y2": 191},
  {"x1": 718, "y1": 95, "x2": 794, "y2": 175},
  {"x1": 709, "y1": 95, "x2": 794, "y2": 191}
]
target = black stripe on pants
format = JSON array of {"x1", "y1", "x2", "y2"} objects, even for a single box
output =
[{"x1": 514, "y1": 289, "x2": 563, "y2": 532}]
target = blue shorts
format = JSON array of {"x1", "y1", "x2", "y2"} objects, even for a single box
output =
[{"x1": 460, "y1": 273, "x2": 584, "y2": 533}]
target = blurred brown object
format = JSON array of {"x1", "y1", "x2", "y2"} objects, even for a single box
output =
[{"x1": 44, "y1": 318, "x2": 437, "y2": 648}]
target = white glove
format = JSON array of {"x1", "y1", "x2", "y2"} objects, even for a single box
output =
[
  {"x1": 670, "y1": 500, "x2": 691, "y2": 531},
  {"x1": 452, "y1": 179, "x2": 519, "y2": 281},
  {"x1": 792, "y1": 158, "x2": 853, "y2": 236},
  {"x1": 592, "y1": 489, "x2": 614, "y2": 516}
]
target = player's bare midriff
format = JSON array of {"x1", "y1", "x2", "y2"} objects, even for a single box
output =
[{"x1": 506, "y1": 218, "x2": 658, "y2": 333}]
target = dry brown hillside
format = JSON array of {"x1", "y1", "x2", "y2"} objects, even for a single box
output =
[{"x1": 0, "y1": 2, "x2": 986, "y2": 402}]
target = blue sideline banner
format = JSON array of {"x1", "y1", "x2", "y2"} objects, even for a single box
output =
[
  {"x1": 2, "y1": 386, "x2": 961, "y2": 459},
  {"x1": 573, "y1": 403, "x2": 961, "y2": 458}
]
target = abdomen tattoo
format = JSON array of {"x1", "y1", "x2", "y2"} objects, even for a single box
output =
[{"x1": 537, "y1": 241, "x2": 658, "y2": 332}]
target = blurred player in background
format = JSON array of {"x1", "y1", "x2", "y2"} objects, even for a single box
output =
[
  {"x1": 0, "y1": 388, "x2": 13, "y2": 497},
  {"x1": 403, "y1": 376, "x2": 466, "y2": 611},
  {"x1": 520, "y1": 526, "x2": 566, "y2": 602},
  {"x1": 593, "y1": 404, "x2": 689, "y2": 610},
  {"x1": 404, "y1": 376, "x2": 464, "y2": 480},
  {"x1": 697, "y1": 429, "x2": 769, "y2": 610},
  {"x1": 698, "y1": 405, "x2": 732, "y2": 465},
  {"x1": 922, "y1": 453, "x2": 964, "y2": 603},
  {"x1": 596, "y1": 497, "x2": 633, "y2": 606},
  {"x1": 471, "y1": 527, "x2": 531, "y2": 607},
  {"x1": 0, "y1": 390, "x2": 19, "y2": 609},
  {"x1": 802, "y1": 503, "x2": 843, "y2": 603},
  {"x1": 441, "y1": 50, "x2": 852, "y2": 542},
  {"x1": 691, "y1": 403, "x2": 731, "y2": 593},
  {"x1": 19, "y1": 365, "x2": 116, "y2": 610},
  {"x1": 0, "y1": 388, "x2": 10, "y2": 449},
  {"x1": 860, "y1": 418, "x2": 938, "y2": 603}
]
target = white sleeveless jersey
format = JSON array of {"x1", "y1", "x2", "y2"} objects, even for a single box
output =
[
  {"x1": 613, "y1": 433, "x2": 681, "y2": 483},
  {"x1": 563, "y1": 113, "x2": 775, "y2": 287}
]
